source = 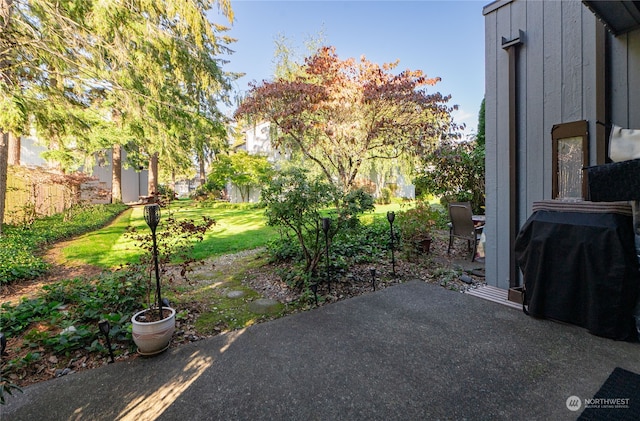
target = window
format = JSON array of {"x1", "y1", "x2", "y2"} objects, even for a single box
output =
[{"x1": 552, "y1": 120, "x2": 589, "y2": 200}]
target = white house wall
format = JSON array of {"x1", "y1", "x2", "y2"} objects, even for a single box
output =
[
  {"x1": 484, "y1": 0, "x2": 602, "y2": 289},
  {"x1": 245, "y1": 122, "x2": 272, "y2": 156}
]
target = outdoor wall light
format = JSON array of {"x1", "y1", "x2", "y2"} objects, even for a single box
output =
[
  {"x1": 370, "y1": 267, "x2": 376, "y2": 291},
  {"x1": 321, "y1": 217, "x2": 331, "y2": 292},
  {"x1": 98, "y1": 320, "x2": 115, "y2": 363},
  {"x1": 387, "y1": 211, "x2": 396, "y2": 276},
  {"x1": 144, "y1": 204, "x2": 163, "y2": 320}
]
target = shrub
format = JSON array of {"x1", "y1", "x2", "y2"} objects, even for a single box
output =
[
  {"x1": 261, "y1": 168, "x2": 338, "y2": 285},
  {"x1": 396, "y1": 201, "x2": 439, "y2": 246},
  {"x1": 267, "y1": 211, "x2": 391, "y2": 293},
  {"x1": 261, "y1": 167, "x2": 374, "y2": 287},
  {"x1": 414, "y1": 139, "x2": 485, "y2": 214},
  {"x1": 330, "y1": 218, "x2": 389, "y2": 264}
]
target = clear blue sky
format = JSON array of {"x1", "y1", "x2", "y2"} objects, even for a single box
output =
[{"x1": 212, "y1": 0, "x2": 486, "y2": 135}]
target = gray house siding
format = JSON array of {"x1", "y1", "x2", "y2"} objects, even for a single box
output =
[
  {"x1": 91, "y1": 149, "x2": 148, "y2": 204},
  {"x1": 483, "y1": 0, "x2": 611, "y2": 289},
  {"x1": 610, "y1": 32, "x2": 640, "y2": 128}
]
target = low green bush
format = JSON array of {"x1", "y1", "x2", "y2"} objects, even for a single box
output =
[
  {"x1": 330, "y1": 218, "x2": 389, "y2": 264},
  {"x1": 0, "y1": 203, "x2": 128, "y2": 284},
  {"x1": 267, "y1": 215, "x2": 391, "y2": 294},
  {"x1": 1, "y1": 268, "x2": 146, "y2": 340}
]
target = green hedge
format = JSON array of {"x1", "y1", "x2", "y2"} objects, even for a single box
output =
[{"x1": 0, "y1": 203, "x2": 128, "y2": 284}]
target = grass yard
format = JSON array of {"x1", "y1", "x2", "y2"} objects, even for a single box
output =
[{"x1": 59, "y1": 200, "x2": 280, "y2": 268}]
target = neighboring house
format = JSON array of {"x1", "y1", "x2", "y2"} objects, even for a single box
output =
[
  {"x1": 90, "y1": 149, "x2": 148, "y2": 204},
  {"x1": 19, "y1": 136, "x2": 148, "y2": 204},
  {"x1": 227, "y1": 121, "x2": 281, "y2": 203},
  {"x1": 20, "y1": 136, "x2": 48, "y2": 167},
  {"x1": 239, "y1": 121, "x2": 281, "y2": 160},
  {"x1": 483, "y1": 0, "x2": 640, "y2": 289},
  {"x1": 232, "y1": 121, "x2": 416, "y2": 203},
  {"x1": 175, "y1": 179, "x2": 198, "y2": 199}
]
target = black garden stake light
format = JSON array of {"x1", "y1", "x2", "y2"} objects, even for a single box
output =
[
  {"x1": 310, "y1": 282, "x2": 319, "y2": 306},
  {"x1": 98, "y1": 320, "x2": 115, "y2": 363},
  {"x1": 370, "y1": 267, "x2": 376, "y2": 291},
  {"x1": 387, "y1": 211, "x2": 396, "y2": 276},
  {"x1": 144, "y1": 204, "x2": 163, "y2": 320},
  {"x1": 321, "y1": 217, "x2": 331, "y2": 292},
  {"x1": 0, "y1": 332, "x2": 6, "y2": 358}
]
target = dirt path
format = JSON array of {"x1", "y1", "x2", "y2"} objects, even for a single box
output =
[{"x1": 1, "y1": 241, "x2": 104, "y2": 304}]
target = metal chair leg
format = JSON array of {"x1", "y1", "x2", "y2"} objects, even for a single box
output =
[{"x1": 471, "y1": 236, "x2": 478, "y2": 262}]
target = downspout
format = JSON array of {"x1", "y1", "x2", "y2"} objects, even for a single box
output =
[
  {"x1": 502, "y1": 30, "x2": 524, "y2": 289},
  {"x1": 595, "y1": 20, "x2": 609, "y2": 165}
]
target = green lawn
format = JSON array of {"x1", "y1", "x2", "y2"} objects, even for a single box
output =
[
  {"x1": 60, "y1": 200, "x2": 417, "y2": 268},
  {"x1": 61, "y1": 200, "x2": 279, "y2": 268}
]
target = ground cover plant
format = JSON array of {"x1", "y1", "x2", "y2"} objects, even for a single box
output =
[{"x1": 0, "y1": 203, "x2": 128, "y2": 284}]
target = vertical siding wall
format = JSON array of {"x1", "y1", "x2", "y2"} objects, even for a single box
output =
[
  {"x1": 609, "y1": 31, "x2": 640, "y2": 128},
  {"x1": 484, "y1": 0, "x2": 599, "y2": 289}
]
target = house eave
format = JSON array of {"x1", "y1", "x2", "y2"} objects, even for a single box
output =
[
  {"x1": 483, "y1": 0, "x2": 513, "y2": 16},
  {"x1": 583, "y1": 0, "x2": 640, "y2": 36}
]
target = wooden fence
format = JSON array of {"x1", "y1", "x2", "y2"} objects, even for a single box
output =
[{"x1": 5, "y1": 166, "x2": 77, "y2": 224}]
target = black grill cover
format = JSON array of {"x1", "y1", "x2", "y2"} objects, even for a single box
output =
[{"x1": 515, "y1": 209, "x2": 639, "y2": 341}]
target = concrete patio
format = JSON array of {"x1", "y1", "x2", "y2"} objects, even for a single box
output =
[{"x1": 2, "y1": 281, "x2": 639, "y2": 420}]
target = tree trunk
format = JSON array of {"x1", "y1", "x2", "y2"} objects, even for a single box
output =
[
  {"x1": 239, "y1": 186, "x2": 249, "y2": 202},
  {"x1": 8, "y1": 132, "x2": 19, "y2": 165},
  {"x1": 199, "y1": 153, "x2": 206, "y2": 187},
  {"x1": 0, "y1": 131, "x2": 8, "y2": 235},
  {"x1": 111, "y1": 145, "x2": 122, "y2": 203},
  {"x1": 0, "y1": 0, "x2": 13, "y2": 234},
  {"x1": 148, "y1": 152, "x2": 158, "y2": 202}
]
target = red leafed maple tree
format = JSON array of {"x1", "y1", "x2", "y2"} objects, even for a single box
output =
[{"x1": 235, "y1": 46, "x2": 458, "y2": 192}]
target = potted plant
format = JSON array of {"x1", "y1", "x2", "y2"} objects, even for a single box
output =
[
  {"x1": 397, "y1": 201, "x2": 439, "y2": 255},
  {"x1": 127, "y1": 203, "x2": 215, "y2": 355},
  {"x1": 130, "y1": 204, "x2": 175, "y2": 355}
]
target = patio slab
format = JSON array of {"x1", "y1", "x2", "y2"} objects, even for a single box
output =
[{"x1": 2, "y1": 281, "x2": 639, "y2": 420}]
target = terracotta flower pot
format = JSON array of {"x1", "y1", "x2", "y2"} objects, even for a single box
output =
[
  {"x1": 131, "y1": 307, "x2": 176, "y2": 356},
  {"x1": 415, "y1": 237, "x2": 432, "y2": 254}
]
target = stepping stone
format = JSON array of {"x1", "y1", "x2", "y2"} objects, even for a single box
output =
[
  {"x1": 227, "y1": 290, "x2": 245, "y2": 299},
  {"x1": 248, "y1": 298, "x2": 279, "y2": 314},
  {"x1": 459, "y1": 274, "x2": 473, "y2": 284}
]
